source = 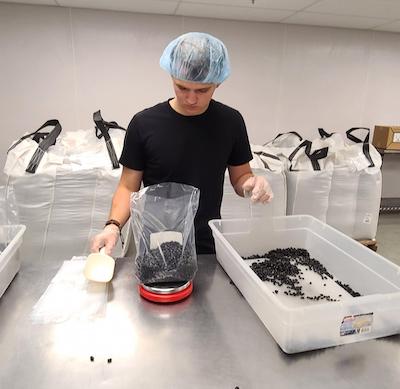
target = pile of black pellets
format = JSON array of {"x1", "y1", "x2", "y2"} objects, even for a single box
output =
[
  {"x1": 243, "y1": 248, "x2": 361, "y2": 301},
  {"x1": 136, "y1": 241, "x2": 196, "y2": 284}
]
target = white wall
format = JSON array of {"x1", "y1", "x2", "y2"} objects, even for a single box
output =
[{"x1": 1, "y1": 3, "x2": 400, "y2": 184}]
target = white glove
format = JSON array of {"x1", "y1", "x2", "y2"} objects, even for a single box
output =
[
  {"x1": 242, "y1": 175, "x2": 273, "y2": 204},
  {"x1": 90, "y1": 224, "x2": 120, "y2": 255}
]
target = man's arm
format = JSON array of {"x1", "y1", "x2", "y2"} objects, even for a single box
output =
[
  {"x1": 228, "y1": 163, "x2": 273, "y2": 203},
  {"x1": 91, "y1": 166, "x2": 143, "y2": 254},
  {"x1": 108, "y1": 166, "x2": 143, "y2": 227},
  {"x1": 228, "y1": 163, "x2": 253, "y2": 197}
]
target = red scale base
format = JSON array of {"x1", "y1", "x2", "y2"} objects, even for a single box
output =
[{"x1": 138, "y1": 281, "x2": 193, "y2": 303}]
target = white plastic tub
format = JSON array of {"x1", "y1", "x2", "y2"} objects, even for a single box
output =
[
  {"x1": 0, "y1": 225, "x2": 26, "y2": 298},
  {"x1": 209, "y1": 215, "x2": 400, "y2": 353}
]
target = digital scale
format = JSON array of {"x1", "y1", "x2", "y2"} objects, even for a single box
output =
[{"x1": 139, "y1": 280, "x2": 193, "y2": 303}]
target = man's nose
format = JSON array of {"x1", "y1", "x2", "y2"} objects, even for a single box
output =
[{"x1": 186, "y1": 91, "x2": 197, "y2": 105}]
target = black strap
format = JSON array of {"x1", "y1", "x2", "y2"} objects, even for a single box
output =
[
  {"x1": 93, "y1": 110, "x2": 126, "y2": 169},
  {"x1": 253, "y1": 151, "x2": 281, "y2": 161},
  {"x1": 253, "y1": 151, "x2": 281, "y2": 170},
  {"x1": 346, "y1": 127, "x2": 374, "y2": 168},
  {"x1": 288, "y1": 140, "x2": 328, "y2": 171},
  {"x1": 263, "y1": 131, "x2": 303, "y2": 146},
  {"x1": 25, "y1": 120, "x2": 62, "y2": 174},
  {"x1": 7, "y1": 120, "x2": 62, "y2": 174},
  {"x1": 8, "y1": 119, "x2": 61, "y2": 154},
  {"x1": 318, "y1": 128, "x2": 334, "y2": 138}
]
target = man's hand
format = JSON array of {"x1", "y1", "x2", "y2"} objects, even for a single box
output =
[
  {"x1": 90, "y1": 224, "x2": 120, "y2": 255},
  {"x1": 242, "y1": 175, "x2": 273, "y2": 204}
]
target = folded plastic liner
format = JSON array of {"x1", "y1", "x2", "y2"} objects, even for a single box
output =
[{"x1": 31, "y1": 257, "x2": 108, "y2": 324}]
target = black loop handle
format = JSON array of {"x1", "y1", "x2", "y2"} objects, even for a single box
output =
[
  {"x1": 24, "y1": 120, "x2": 62, "y2": 174},
  {"x1": 346, "y1": 127, "x2": 374, "y2": 168},
  {"x1": 253, "y1": 151, "x2": 281, "y2": 171},
  {"x1": 346, "y1": 127, "x2": 370, "y2": 144},
  {"x1": 263, "y1": 131, "x2": 303, "y2": 146},
  {"x1": 93, "y1": 110, "x2": 126, "y2": 169},
  {"x1": 8, "y1": 119, "x2": 61, "y2": 154},
  {"x1": 318, "y1": 128, "x2": 334, "y2": 139},
  {"x1": 289, "y1": 140, "x2": 328, "y2": 171}
]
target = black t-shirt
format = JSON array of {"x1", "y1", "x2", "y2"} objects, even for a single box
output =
[{"x1": 119, "y1": 99, "x2": 252, "y2": 254}]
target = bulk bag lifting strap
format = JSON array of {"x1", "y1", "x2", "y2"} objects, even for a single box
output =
[
  {"x1": 318, "y1": 127, "x2": 334, "y2": 138},
  {"x1": 93, "y1": 110, "x2": 126, "y2": 170},
  {"x1": 252, "y1": 151, "x2": 281, "y2": 171},
  {"x1": 288, "y1": 140, "x2": 329, "y2": 171},
  {"x1": 7, "y1": 119, "x2": 62, "y2": 174},
  {"x1": 346, "y1": 127, "x2": 374, "y2": 168},
  {"x1": 263, "y1": 131, "x2": 303, "y2": 147}
]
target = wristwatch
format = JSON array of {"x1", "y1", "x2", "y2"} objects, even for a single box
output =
[
  {"x1": 105, "y1": 219, "x2": 122, "y2": 231},
  {"x1": 104, "y1": 219, "x2": 125, "y2": 248}
]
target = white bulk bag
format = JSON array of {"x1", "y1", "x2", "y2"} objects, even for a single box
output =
[
  {"x1": 221, "y1": 148, "x2": 287, "y2": 220},
  {"x1": 4, "y1": 113, "x2": 126, "y2": 263},
  {"x1": 353, "y1": 169, "x2": 382, "y2": 240},
  {"x1": 286, "y1": 170, "x2": 333, "y2": 222}
]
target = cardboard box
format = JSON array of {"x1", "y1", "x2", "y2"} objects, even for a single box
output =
[{"x1": 373, "y1": 126, "x2": 400, "y2": 150}]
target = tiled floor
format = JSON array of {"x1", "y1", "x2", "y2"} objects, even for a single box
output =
[{"x1": 376, "y1": 213, "x2": 400, "y2": 266}]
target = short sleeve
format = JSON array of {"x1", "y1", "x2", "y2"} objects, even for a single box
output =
[
  {"x1": 227, "y1": 111, "x2": 253, "y2": 166},
  {"x1": 119, "y1": 115, "x2": 145, "y2": 170}
]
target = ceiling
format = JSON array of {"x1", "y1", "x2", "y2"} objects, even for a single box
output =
[{"x1": 3, "y1": 0, "x2": 400, "y2": 33}]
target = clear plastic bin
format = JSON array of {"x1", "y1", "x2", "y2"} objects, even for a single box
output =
[
  {"x1": 209, "y1": 215, "x2": 400, "y2": 353},
  {"x1": 0, "y1": 225, "x2": 26, "y2": 298}
]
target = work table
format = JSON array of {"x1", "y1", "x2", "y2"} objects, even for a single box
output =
[{"x1": 1, "y1": 255, "x2": 399, "y2": 389}]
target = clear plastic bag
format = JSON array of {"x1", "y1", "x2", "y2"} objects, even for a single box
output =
[{"x1": 130, "y1": 182, "x2": 200, "y2": 285}]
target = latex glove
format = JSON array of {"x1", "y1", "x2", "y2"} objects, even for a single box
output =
[
  {"x1": 90, "y1": 224, "x2": 120, "y2": 255},
  {"x1": 242, "y1": 175, "x2": 273, "y2": 204}
]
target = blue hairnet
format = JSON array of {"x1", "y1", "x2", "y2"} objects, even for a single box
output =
[{"x1": 160, "y1": 32, "x2": 230, "y2": 84}]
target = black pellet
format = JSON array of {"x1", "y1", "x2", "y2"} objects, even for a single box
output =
[
  {"x1": 90, "y1": 356, "x2": 94, "y2": 362},
  {"x1": 335, "y1": 280, "x2": 362, "y2": 297},
  {"x1": 243, "y1": 247, "x2": 360, "y2": 303},
  {"x1": 136, "y1": 241, "x2": 196, "y2": 284},
  {"x1": 107, "y1": 358, "x2": 112, "y2": 364}
]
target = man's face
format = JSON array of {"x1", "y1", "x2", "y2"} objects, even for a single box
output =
[{"x1": 171, "y1": 78, "x2": 218, "y2": 116}]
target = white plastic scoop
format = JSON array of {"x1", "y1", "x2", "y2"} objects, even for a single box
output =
[{"x1": 84, "y1": 247, "x2": 115, "y2": 283}]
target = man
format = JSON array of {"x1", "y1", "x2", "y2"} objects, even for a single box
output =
[{"x1": 91, "y1": 32, "x2": 273, "y2": 255}]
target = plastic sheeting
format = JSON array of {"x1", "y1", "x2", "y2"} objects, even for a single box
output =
[{"x1": 31, "y1": 258, "x2": 108, "y2": 324}]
